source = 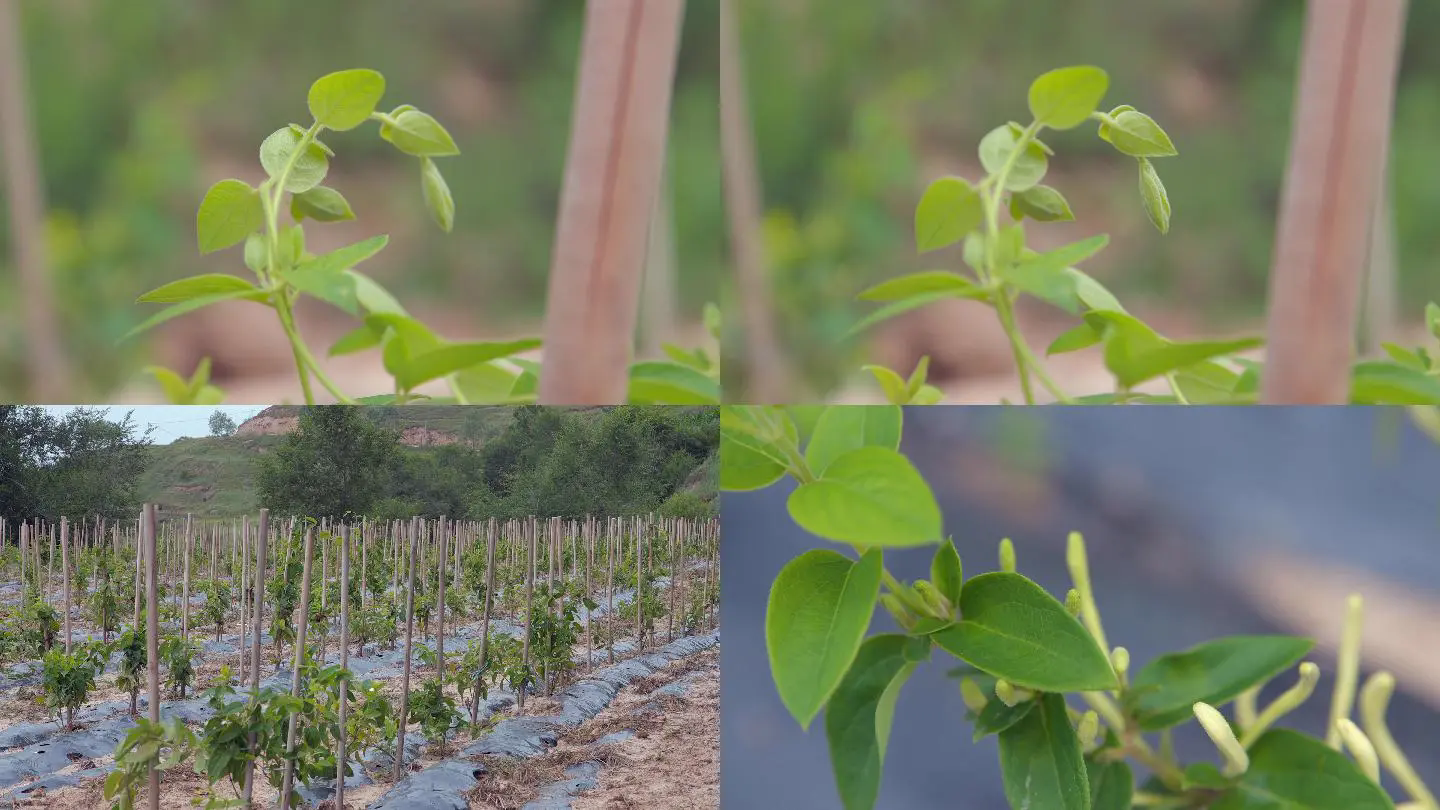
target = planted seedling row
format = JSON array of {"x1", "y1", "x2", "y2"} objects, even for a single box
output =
[{"x1": 0, "y1": 509, "x2": 719, "y2": 809}]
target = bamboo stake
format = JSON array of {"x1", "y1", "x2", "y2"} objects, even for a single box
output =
[
  {"x1": 143, "y1": 505, "x2": 160, "y2": 810},
  {"x1": 242, "y1": 510, "x2": 269, "y2": 806},
  {"x1": 61, "y1": 517, "x2": 70, "y2": 653},
  {"x1": 395, "y1": 518, "x2": 419, "y2": 779},
  {"x1": 279, "y1": 525, "x2": 315, "y2": 810},
  {"x1": 337, "y1": 524, "x2": 350, "y2": 810},
  {"x1": 181, "y1": 515, "x2": 192, "y2": 643}
]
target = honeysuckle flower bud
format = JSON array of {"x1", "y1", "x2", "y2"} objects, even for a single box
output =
[
  {"x1": 995, "y1": 679, "x2": 1033, "y2": 707},
  {"x1": 1241, "y1": 662, "x2": 1320, "y2": 747},
  {"x1": 1336, "y1": 718, "x2": 1380, "y2": 783},
  {"x1": 1326, "y1": 594, "x2": 1365, "y2": 750},
  {"x1": 1194, "y1": 702, "x2": 1248, "y2": 777},
  {"x1": 1066, "y1": 531, "x2": 1111, "y2": 665},
  {"x1": 959, "y1": 677, "x2": 988, "y2": 713},
  {"x1": 1111, "y1": 647, "x2": 1130, "y2": 686},
  {"x1": 1077, "y1": 710, "x2": 1100, "y2": 752},
  {"x1": 880, "y1": 594, "x2": 914, "y2": 631},
  {"x1": 913, "y1": 580, "x2": 952, "y2": 618},
  {"x1": 1361, "y1": 672, "x2": 1439, "y2": 807},
  {"x1": 999, "y1": 538, "x2": 1016, "y2": 573},
  {"x1": 1064, "y1": 588, "x2": 1081, "y2": 617}
]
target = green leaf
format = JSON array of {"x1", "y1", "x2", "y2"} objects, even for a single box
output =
[
  {"x1": 1100, "y1": 110, "x2": 1178, "y2": 158},
  {"x1": 1350, "y1": 361, "x2": 1440, "y2": 404},
  {"x1": 825, "y1": 634, "x2": 926, "y2": 810},
  {"x1": 997, "y1": 235, "x2": 1110, "y2": 314},
  {"x1": 911, "y1": 384, "x2": 944, "y2": 405},
  {"x1": 914, "y1": 176, "x2": 984, "y2": 252},
  {"x1": 259, "y1": 127, "x2": 330, "y2": 194},
  {"x1": 291, "y1": 234, "x2": 388, "y2": 277},
  {"x1": 420, "y1": 157, "x2": 455, "y2": 233},
  {"x1": 328, "y1": 324, "x2": 384, "y2": 357},
  {"x1": 1138, "y1": 158, "x2": 1171, "y2": 234},
  {"x1": 997, "y1": 693, "x2": 1091, "y2": 810},
  {"x1": 627, "y1": 361, "x2": 721, "y2": 405},
  {"x1": 290, "y1": 186, "x2": 356, "y2": 223},
  {"x1": 862, "y1": 365, "x2": 911, "y2": 405},
  {"x1": 720, "y1": 430, "x2": 788, "y2": 491},
  {"x1": 1087, "y1": 760, "x2": 1134, "y2": 810},
  {"x1": 1380, "y1": 343, "x2": 1428, "y2": 371},
  {"x1": 137, "y1": 274, "x2": 264, "y2": 304},
  {"x1": 1028, "y1": 66, "x2": 1109, "y2": 130},
  {"x1": 1010, "y1": 185, "x2": 1076, "y2": 223},
  {"x1": 1048, "y1": 323, "x2": 1103, "y2": 356},
  {"x1": 766, "y1": 549, "x2": 883, "y2": 729},
  {"x1": 278, "y1": 264, "x2": 360, "y2": 315},
  {"x1": 848, "y1": 292, "x2": 970, "y2": 338},
  {"x1": 1090, "y1": 312, "x2": 1262, "y2": 388},
  {"x1": 1211, "y1": 730, "x2": 1395, "y2": 810},
  {"x1": 396, "y1": 339, "x2": 541, "y2": 391},
  {"x1": 805, "y1": 405, "x2": 903, "y2": 477},
  {"x1": 972, "y1": 691, "x2": 1036, "y2": 741},
  {"x1": 932, "y1": 572, "x2": 1117, "y2": 692},
  {"x1": 786, "y1": 405, "x2": 826, "y2": 448},
  {"x1": 144, "y1": 366, "x2": 192, "y2": 404},
  {"x1": 979, "y1": 126, "x2": 1049, "y2": 191},
  {"x1": 788, "y1": 447, "x2": 943, "y2": 548},
  {"x1": 451, "y1": 361, "x2": 529, "y2": 405},
  {"x1": 380, "y1": 109, "x2": 460, "y2": 157},
  {"x1": 930, "y1": 538, "x2": 963, "y2": 610},
  {"x1": 307, "y1": 68, "x2": 386, "y2": 131},
  {"x1": 857, "y1": 270, "x2": 986, "y2": 302},
  {"x1": 1427, "y1": 302, "x2": 1440, "y2": 340},
  {"x1": 123, "y1": 289, "x2": 272, "y2": 342},
  {"x1": 1126, "y1": 636, "x2": 1313, "y2": 730},
  {"x1": 196, "y1": 179, "x2": 264, "y2": 254},
  {"x1": 349, "y1": 270, "x2": 407, "y2": 315}
]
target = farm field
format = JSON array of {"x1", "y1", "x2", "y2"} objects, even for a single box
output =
[{"x1": 0, "y1": 512, "x2": 719, "y2": 809}]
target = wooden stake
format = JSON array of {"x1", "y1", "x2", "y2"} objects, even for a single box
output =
[
  {"x1": 279, "y1": 525, "x2": 315, "y2": 810},
  {"x1": 395, "y1": 517, "x2": 419, "y2": 779},
  {"x1": 143, "y1": 505, "x2": 160, "y2": 810}
]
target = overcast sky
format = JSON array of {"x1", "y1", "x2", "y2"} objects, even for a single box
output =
[{"x1": 38, "y1": 406, "x2": 266, "y2": 445}]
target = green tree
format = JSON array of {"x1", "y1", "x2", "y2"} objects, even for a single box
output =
[
  {"x1": 0, "y1": 406, "x2": 151, "y2": 521},
  {"x1": 256, "y1": 406, "x2": 399, "y2": 518},
  {"x1": 208, "y1": 410, "x2": 237, "y2": 436}
]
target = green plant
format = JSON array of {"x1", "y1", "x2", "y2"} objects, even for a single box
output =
[
  {"x1": 22, "y1": 596, "x2": 60, "y2": 655},
  {"x1": 200, "y1": 578, "x2": 232, "y2": 639},
  {"x1": 528, "y1": 584, "x2": 587, "y2": 693},
  {"x1": 102, "y1": 716, "x2": 197, "y2": 810},
  {"x1": 41, "y1": 641, "x2": 107, "y2": 729},
  {"x1": 852, "y1": 65, "x2": 1440, "y2": 406},
  {"x1": 161, "y1": 634, "x2": 200, "y2": 699},
  {"x1": 128, "y1": 68, "x2": 718, "y2": 407},
  {"x1": 406, "y1": 677, "x2": 462, "y2": 754},
  {"x1": 89, "y1": 555, "x2": 122, "y2": 644},
  {"x1": 115, "y1": 626, "x2": 147, "y2": 716},
  {"x1": 722, "y1": 404, "x2": 1436, "y2": 810}
]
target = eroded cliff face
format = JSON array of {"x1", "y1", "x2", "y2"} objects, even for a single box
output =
[{"x1": 234, "y1": 406, "x2": 464, "y2": 447}]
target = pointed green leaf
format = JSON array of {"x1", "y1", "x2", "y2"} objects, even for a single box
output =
[
  {"x1": 1138, "y1": 157, "x2": 1171, "y2": 234},
  {"x1": 627, "y1": 360, "x2": 721, "y2": 405},
  {"x1": 825, "y1": 634, "x2": 926, "y2": 810},
  {"x1": 1088, "y1": 760, "x2": 1134, "y2": 810},
  {"x1": 1211, "y1": 730, "x2": 1395, "y2": 810},
  {"x1": 137, "y1": 274, "x2": 264, "y2": 304},
  {"x1": 1350, "y1": 361, "x2": 1440, "y2": 404},
  {"x1": 932, "y1": 572, "x2": 1116, "y2": 692},
  {"x1": 259, "y1": 127, "x2": 330, "y2": 194},
  {"x1": 857, "y1": 271, "x2": 986, "y2": 303},
  {"x1": 420, "y1": 157, "x2": 455, "y2": 233},
  {"x1": 998, "y1": 693, "x2": 1091, "y2": 810},
  {"x1": 979, "y1": 126, "x2": 1049, "y2": 191},
  {"x1": 862, "y1": 365, "x2": 911, "y2": 405},
  {"x1": 805, "y1": 405, "x2": 903, "y2": 477},
  {"x1": 767, "y1": 549, "x2": 883, "y2": 729},
  {"x1": 1028, "y1": 66, "x2": 1109, "y2": 130},
  {"x1": 307, "y1": 68, "x2": 386, "y2": 132},
  {"x1": 1010, "y1": 184, "x2": 1076, "y2": 222},
  {"x1": 1126, "y1": 635, "x2": 1314, "y2": 730},
  {"x1": 396, "y1": 338, "x2": 541, "y2": 390},
  {"x1": 914, "y1": 177, "x2": 984, "y2": 252},
  {"x1": 196, "y1": 179, "x2": 264, "y2": 254},
  {"x1": 1101, "y1": 110, "x2": 1178, "y2": 158},
  {"x1": 930, "y1": 538, "x2": 963, "y2": 609},
  {"x1": 290, "y1": 186, "x2": 356, "y2": 223},
  {"x1": 380, "y1": 109, "x2": 460, "y2": 157},
  {"x1": 788, "y1": 447, "x2": 943, "y2": 548},
  {"x1": 124, "y1": 289, "x2": 272, "y2": 342}
]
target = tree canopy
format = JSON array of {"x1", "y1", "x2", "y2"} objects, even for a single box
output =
[{"x1": 0, "y1": 406, "x2": 153, "y2": 521}]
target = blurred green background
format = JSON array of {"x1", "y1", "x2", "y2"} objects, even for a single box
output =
[
  {"x1": 0, "y1": 0, "x2": 721, "y2": 399},
  {"x1": 727, "y1": 0, "x2": 1440, "y2": 398}
]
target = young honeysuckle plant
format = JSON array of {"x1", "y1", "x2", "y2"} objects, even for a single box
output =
[
  {"x1": 126, "y1": 68, "x2": 720, "y2": 406},
  {"x1": 851, "y1": 66, "x2": 1440, "y2": 406},
  {"x1": 721, "y1": 403, "x2": 1437, "y2": 810}
]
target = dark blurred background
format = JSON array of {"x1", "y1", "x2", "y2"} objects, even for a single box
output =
[
  {"x1": 724, "y1": 0, "x2": 1440, "y2": 400},
  {"x1": 0, "y1": 0, "x2": 720, "y2": 401},
  {"x1": 721, "y1": 407, "x2": 1440, "y2": 809}
]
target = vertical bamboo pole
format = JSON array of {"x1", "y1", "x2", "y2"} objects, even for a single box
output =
[
  {"x1": 279, "y1": 525, "x2": 315, "y2": 810},
  {"x1": 1260, "y1": 0, "x2": 1409, "y2": 403},
  {"x1": 337, "y1": 524, "x2": 350, "y2": 810},
  {"x1": 537, "y1": 0, "x2": 687, "y2": 403},
  {"x1": 436, "y1": 516, "x2": 447, "y2": 677},
  {"x1": 143, "y1": 505, "x2": 160, "y2": 810},
  {"x1": 606, "y1": 520, "x2": 616, "y2": 664},
  {"x1": 181, "y1": 515, "x2": 192, "y2": 642},
  {"x1": 395, "y1": 517, "x2": 419, "y2": 779},
  {"x1": 61, "y1": 517, "x2": 71, "y2": 653},
  {"x1": 470, "y1": 519, "x2": 495, "y2": 724},
  {"x1": 242, "y1": 510, "x2": 269, "y2": 806},
  {"x1": 519, "y1": 519, "x2": 536, "y2": 712}
]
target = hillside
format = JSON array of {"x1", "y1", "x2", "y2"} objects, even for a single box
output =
[{"x1": 138, "y1": 406, "x2": 717, "y2": 516}]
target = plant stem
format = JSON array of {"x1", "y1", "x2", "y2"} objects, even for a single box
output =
[{"x1": 980, "y1": 121, "x2": 1047, "y2": 405}]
